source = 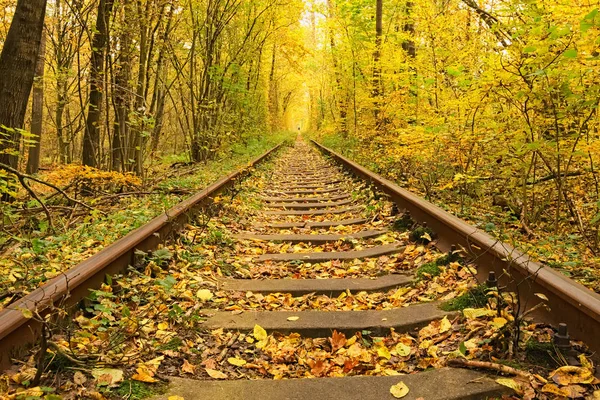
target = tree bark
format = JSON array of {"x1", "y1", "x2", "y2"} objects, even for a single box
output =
[
  {"x1": 326, "y1": 0, "x2": 348, "y2": 136},
  {"x1": 0, "y1": 0, "x2": 47, "y2": 170},
  {"x1": 402, "y1": 2, "x2": 416, "y2": 57},
  {"x1": 372, "y1": 0, "x2": 383, "y2": 123},
  {"x1": 26, "y1": 32, "x2": 46, "y2": 174},
  {"x1": 82, "y1": 0, "x2": 115, "y2": 168}
]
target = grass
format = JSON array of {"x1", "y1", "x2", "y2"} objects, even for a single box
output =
[
  {"x1": 525, "y1": 340, "x2": 562, "y2": 369},
  {"x1": 409, "y1": 226, "x2": 435, "y2": 244},
  {"x1": 441, "y1": 285, "x2": 489, "y2": 311},
  {"x1": 415, "y1": 262, "x2": 442, "y2": 281},
  {"x1": 115, "y1": 380, "x2": 167, "y2": 400},
  {"x1": 0, "y1": 131, "x2": 295, "y2": 308}
]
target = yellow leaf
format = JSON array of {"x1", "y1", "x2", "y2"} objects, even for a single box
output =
[
  {"x1": 253, "y1": 324, "x2": 267, "y2": 341},
  {"x1": 157, "y1": 322, "x2": 169, "y2": 330},
  {"x1": 490, "y1": 317, "x2": 507, "y2": 329},
  {"x1": 390, "y1": 381, "x2": 410, "y2": 398},
  {"x1": 131, "y1": 367, "x2": 157, "y2": 383},
  {"x1": 534, "y1": 293, "x2": 548, "y2": 301},
  {"x1": 168, "y1": 397, "x2": 185, "y2": 400},
  {"x1": 196, "y1": 289, "x2": 213, "y2": 301},
  {"x1": 377, "y1": 345, "x2": 391, "y2": 360},
  {"x1": 206, "y1": 368, "x2": 228, "y2": 379},
  {"x1": 395, "y1": 343, "x2": 411, "y2": 357},
  {"x1": 439, "y1": 316, "x2": 452, "y2": 333},
  {"x1": 550, "y1": 366, "x2": 595, "y2": 385},
  {"x1": 496, "y1": 378, "x2": 521, "y2": 392},
  {"x1": 420, "y1": 232, "x2": 432, "y2": 242},
  {"x1": 227, "y1": 357, "x2": 247, "y2": 367},
  {"x1": 463, "y1": 308, "x2": 495, "y2": 319},
  {"x1": 541, "y1": 383, "x2": 568, "y2": 396},
  {"x1": 287, "y1": 316, "x2": 300, "y2": 321}
]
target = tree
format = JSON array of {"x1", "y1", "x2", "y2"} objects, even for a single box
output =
[
  {"x1": 26, "y1": 33, "x2": 47, "y2": 174},
  {"x1": 372, "y1": 0, "x2": 383, "y2": 124},
  {"x1": 0, "y1": 0, "x2": 48, "y2": 170},
  {"x1": 82, "y1": 0, "x2": 114, "y2": 168}
]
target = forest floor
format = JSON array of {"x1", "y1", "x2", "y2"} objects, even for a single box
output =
[
  {"x1": 314, "y1": 132, "x2": 600, "y2": 294},
  {"x1": 0, "y1": 139, "x2": 598, "y2": 400},
  {"x1": 0, "y1": 132, "x2": 294, "y2": 311}
]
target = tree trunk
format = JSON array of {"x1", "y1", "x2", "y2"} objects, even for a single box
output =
[
  {"x1": 82, "y1": 0, "x2": 114, "y2": 168},
  {"x1": 111, "y1": 24, "x2": 131, "y2": 172},
  {"x1": 268, "y1": 42, "x2": 279, "y2": 132},
  {"x1": 372, "y1": 0, "x2": 383, "y2": 123},
  {"x1": 326, "y1": 0, "x2": 348, "y2": 136},
  {"x1": 26, "y1": 32, "x2": 46, "y2": 175},
  {"x1": 0, "y1": 0, "x2": 47, "y2": 170},
  {"x1": 402, "y1": 2, "x2": 416, "y2": 57}
]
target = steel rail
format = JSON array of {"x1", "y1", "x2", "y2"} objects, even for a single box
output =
[
  {"x1": 313, "y1": 140, "x2": 600, "y2": 354},
  {"x1": 0, "y1": 143, "x2": 282, "y2": 369}
]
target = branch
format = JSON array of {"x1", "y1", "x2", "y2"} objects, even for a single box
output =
[
  {"x1": 448, "y1": 358, "x2": 532, "y2": 379},
  {"x1": 461, "y1": 0, "x2": 512, "y2": 47},
  {"x1": 526, "y1": 171, "x2": 583, "y2": 185},
  {"x1": 0, "y1": 163, "x2": 101, "y2": 214}
]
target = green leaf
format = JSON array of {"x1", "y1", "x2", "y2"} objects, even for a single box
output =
[
  {"x1": 563, "y1": 48, "x2": 578, "y2": 59},
  {"x1": 459, "y1": 341, "x2": 467, "y2": 355},
  {"x1": 523, "y1": 46, "x2": 537, "y2": 53}
]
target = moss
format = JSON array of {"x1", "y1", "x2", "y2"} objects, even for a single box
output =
[
  {"x1": 416, "y1": 262, "x2": 442, "y2": 281},
  {"x1": 158, "y1": 337, "x2": 183, "y2": 351},
  {"x1": 45, "y1": 351, "x2": 75, "y2": 372},
  {"x1": 203, "y1": 229, "x2": 233, "y2": 246},
  {"x1": 392, "y1": 215, "x2": 413, "y2": 232},
  {"x1": 409, "y1": 226, "x2": 435, "y2": 244},
  {"x1": 441, "y1": 285, "x2": 488, "y2": 311},
  {"x1": 525, "y1": 340, "x2": 561, "y2": 369},
  {"x1": 434, "y1": 251, "x2": 461, "y2": 266},
  {"x1": 115, "y1": 380, "x2": 166, "y2": 400}
]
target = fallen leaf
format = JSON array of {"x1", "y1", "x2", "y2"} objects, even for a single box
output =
[
  {"x1": 181, "y1": 359, "x2": 196, "y2": 374},
  {"x1": 253, "y1": 324, "x2": 267, "y2": 341},
  {"x1": 132, "y1": 366, "x2": 157, "y2": 383},
  {"x1": 308, "y1": 359, "x2": 327, "y2": 376},
  {"x1": 91, "y1": 368, "x2": 123, "y2": 387},
  {"x1": 168, "y1": 397, "x2": 185, "y2": 400},
  {"x1": 73, "y1": 371, "x2": 87, "y2": 385},
  {"x1": 390, "y1": 381, "x2": 410, "y2": 398},
  {"x1": 496, "y1": 378, "x2": 522, "y2": 393},
  {"x1": 395, "y1": 342, "x2": 411, "y2": 357},
  {"x1": 534, "y1": 293, "x2": 548, "y2": 301},
  {"x1": 329, "y1": 330, "x2": 347, "y2": 352},
  {"x1": 463, "y1": 308, "x2": 495, "y2": 319},
  {"x1": 542, "y1": 383, "x2": 569, "y2": 396},
  {"x1": 377, "y1": 345, "x2": 392, "y2": 360},
  {"x1": 439, "y1": 316, "x2": 452, "y2": 333},
  {"x1": 287, "y1": 316, "x2": 300, "y2": 321},
  {"x1": 206, "y1": 368, "x2": 228, "y2": 379},
  {"x1": 196, "y1": 289, "x2": 213, "y2": 301},
  {"x1": 490, "y1": 317, "x2": 507, "y2": 329},
  {"x1": 550, "y1": 366, "x2": 595, "y2": 386},
  {"x1": 228, "y1": 357, "x2": 247, "y2": 367}
]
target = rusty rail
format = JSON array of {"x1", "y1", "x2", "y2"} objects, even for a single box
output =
[
  {"x1": 0, "y1": 143, "x2": 282, "y2": 369},
  {"x1": 313, "y1": 140, "x2": 600, "y2": 355}
]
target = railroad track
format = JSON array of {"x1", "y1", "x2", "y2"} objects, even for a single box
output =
[{"x1": 1, "y1": 138, "x2": 599, "y2": 399}]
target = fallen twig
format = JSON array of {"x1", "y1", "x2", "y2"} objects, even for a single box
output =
[{"x1": 448, "y1": 357, "x2": 532, "y2": 379}]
